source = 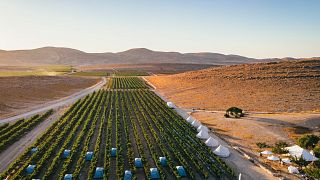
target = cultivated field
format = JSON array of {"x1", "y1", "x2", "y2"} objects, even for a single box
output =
[
  {"x1": 1, "y1": 77, "x2": 234, "y2": 180},
  {"x1": 77, "y1": 63, "x2": 216, "y2": 74},
  {"x1": 0, "y1": 65, "x2": 71, "y2": 77},
  {"x1": 0, "y1": 76, "x2": 99, "y2": 119}
]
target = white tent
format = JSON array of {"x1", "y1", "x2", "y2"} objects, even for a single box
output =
[
  {"x1": 197, "y1": 125, "x2": 209, "y2": 132},
  {"x1": 186, "y1": 116, "x2": 195, "y2": 123},
  {"x1": 191, "y1": 120, "x2": 201, "y2": 128},
  {"x1": 267, "y1": 155, "x2": 279, "y2": 161},
  {"x1": 213, "y1": 145, "x2": 230, "y2": 157},
  {"x1": 288, "y1": 166, "x2": 299, "y2": 174},
  {"x1": 205, "y1": 137, "x2": 219, "y2": 147},
  {"x1": 285, "y1": 145, "x2": 319, "y2": 161},
  {"x1": 166, "y1": 102, "x2": 175, "y2": 108},
  {"x1": 281, "y1": 158, "x2": 291, "y2": 164},
  {"x1": 196, "y1": 130, "x2": 209, "y2": 139},
  {"x1": 260, "y1": 150, "x2": 273, "y2": 155}
]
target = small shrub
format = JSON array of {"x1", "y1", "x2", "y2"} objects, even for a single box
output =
[
  {"x1": 256, "y1": 142, "x2": 271, "y2": 149},
  {"x1": 272, "y1": 146, "x2": 288, "y2": 154},
  {"x1": 297, "y1": 134, "x2": 320, "y2": 149},
  {"x1": 290, "y1": 156, "x2": 310, "y2": 168},
  {"x1": 275, "y1": 141, "x2": 288, "y2": 148}
]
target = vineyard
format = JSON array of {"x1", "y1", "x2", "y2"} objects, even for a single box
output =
[
  {"x1": 0, "y1": 110, "x2": 53, "y2": 153},
  {"x1": 1, "y1": 77, "x2": 234, "y2": 180},
  {"x1": 114, "y1": 71, "x2": 149, "y2": 76},
  {"x1": 106, "y1": 77, "x2": 149, "y2": 89}
]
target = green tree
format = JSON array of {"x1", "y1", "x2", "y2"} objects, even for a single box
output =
[{"x1": 297, "y1": 134, "x2": 320, "y2": 149}]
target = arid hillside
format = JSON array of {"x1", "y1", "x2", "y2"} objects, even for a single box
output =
[
  {"x1": 0, "y1": 47, "x2": 261, "y2": 66},
  {"x1": 147, "y1": 59, "x2": 320, "y2": 112}
]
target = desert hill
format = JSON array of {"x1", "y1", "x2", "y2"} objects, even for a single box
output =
[
  {"x1": 0, "y1": 46, "x2": 263, "y2": 66},
  {"x1": 147, "y1": 59, "x2": 320, "y2": 112}
]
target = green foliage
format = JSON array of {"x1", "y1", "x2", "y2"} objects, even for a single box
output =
[
  {"x1": 256, "y1": 142, "x2": 271, "y2": 149},
  {"x1": 304, "y1": 165, "x2": 320, "y2": 179},
  {"x1": 1, "y1": 89, "x2": 235, "y2": 179},
  {"x1": 290, "y1": 156, "x2": 310, "y2": 168},
  {"x1": 107, "y1": 77, "x2": 149, "y2": 89},
  {"x1": 275, "y1": 141, "x2": 288, "y2": 148},
  {"x1": 313, "y1": 146, "x2": 320, "y2": 158},
  {"x1": 225, "y1": 107, "x2": 244, "y2": 118},
  {"x1": 271, "y1": 141, "x2": 288, "y2": 154},
  {"x1": 297, "y1": 134, "x2": 320, "y2": 149}
]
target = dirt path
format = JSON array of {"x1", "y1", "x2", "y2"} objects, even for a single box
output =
[{"x1": 0, "y1": 77, "x2": 106, "y2": 124}]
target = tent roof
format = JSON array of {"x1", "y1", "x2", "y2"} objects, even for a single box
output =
[
  {"x1": 213, "y1": 145, "x2": 230, "y2": 157},
  {"x1": 191, "y1": 120, "x2": 201, "y2": 128},
  {"x1": 286, "y1": 145, "x2": 318, "y2": 161},
  {"x1": 282, "y1": 158, "x2": 291, "y2": 164},
  {"x1": 267, "y1": 155, "x2": 279, "y2": 161},
  {"x1": 205, "y1": 137, "x2": 219, "y2": 147},
  {"x1": 197, "y1": 125, "x2": 209, "y2": 132},
  {"x1": 261, "y1": 150, "x2": 273, "y2": 155},
  {"x1": 186, "y1": 116, "x2": 195, "y2": 123},
  {"x1": 196, "y1": 130, "x2": 209, "y2": 139},
  {"x1": 288, "y1": 166, "x2": 299, "y2": 174}
]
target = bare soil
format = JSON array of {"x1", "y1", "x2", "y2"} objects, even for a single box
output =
[
  {"x1": 0, "y1": 76, "x2": 99, "y2": 118},
  {"x1": 147, "y1": 60, "x2": 320, "y2": 112}
]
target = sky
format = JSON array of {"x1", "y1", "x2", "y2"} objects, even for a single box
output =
[{"x1": 0, "y1": 0, "x2": 319, "y2": 58}]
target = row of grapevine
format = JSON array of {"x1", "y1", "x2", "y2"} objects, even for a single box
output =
[
  {"x1": 0, "y1": 109, "x2": 53, "y2": 153},
  {"x1": 106, "y1": 77, "x2": 148, "y2": 89},
  {"x1": 1, "y1": 87, "x2": 235, "y2": 179}
]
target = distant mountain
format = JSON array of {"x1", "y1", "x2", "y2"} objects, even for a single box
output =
[{"x1": 0, "y1": 46, "x2": 269, "y2": 66}]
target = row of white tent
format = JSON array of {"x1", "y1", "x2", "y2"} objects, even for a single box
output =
[
  {"x1": 261, "y1": 145, "x2": 318, "y2": 162},
  {"x1": 260, "y1": 144, "x2": 319, "y2": 174},
  {"x1": 186, "y1": 116, "x2": 230, "y2": 158}
]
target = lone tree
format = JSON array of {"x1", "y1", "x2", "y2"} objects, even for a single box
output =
[{"x1": 224, "y1": 107, "x2": 244, "y2": 118}]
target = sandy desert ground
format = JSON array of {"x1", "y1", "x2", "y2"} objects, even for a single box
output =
[{"x1": 147, "y1": 60, "x2": 320, "y2": 112}]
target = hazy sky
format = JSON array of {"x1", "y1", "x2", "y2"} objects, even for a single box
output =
[{"x1": 0, "y1": 0, "x2": 319, "y2": 58}]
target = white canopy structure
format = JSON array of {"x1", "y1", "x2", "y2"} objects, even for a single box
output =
[
  {"x1": 196, "y1": 130, "x2": 209, "y2": 139},
  {"x1": 285, "y1": 145, "x2": 319, "y2": 161},
  {"x1": 205, "y1": 137, "x2": 219, "y2": 147},
  {"x1": 213, "y1": 145, "x2": 230, "y2": 157},
  {"x1": 186, "y1": 116, "x2": 195, "y2": 123},
  {"x1": 197, "y1": 125, "x2": 209, "y2": 132},
  {"x1": 166, "y1": 102, "x2": 175, "y2": 109},
  {"x1": 281, "y1": 158, "x2": 291, "y2": 164},
  {"x1": 267, "y1": 155, "x2": 280, "y2": 161},
  {"x1": 288, "y1": 166, "x2": 299, "y2": 174},
  {"x1": 191, "y1": 120, "x2": 201, "y2": 128},
  {"x1": 260, "y1": 150, "x2": 273, "y2": 155}
]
